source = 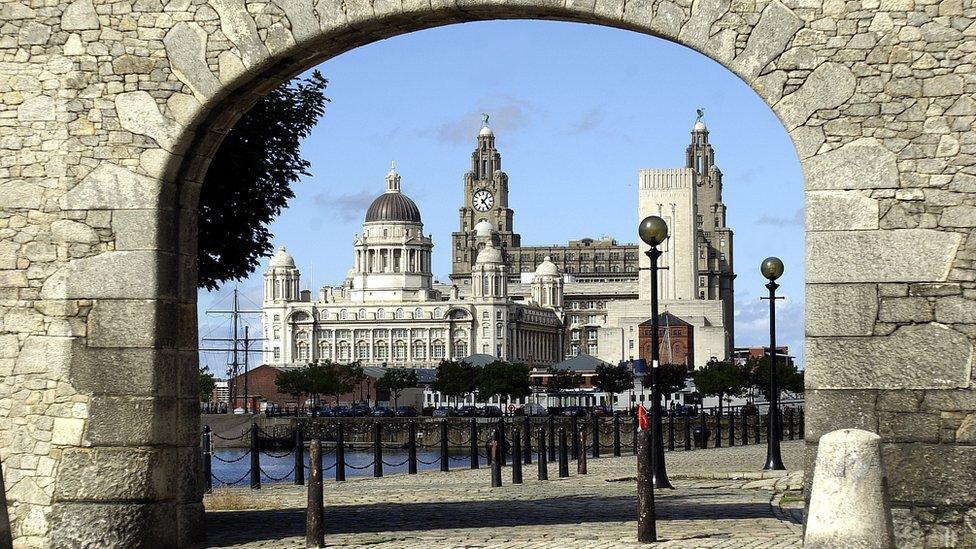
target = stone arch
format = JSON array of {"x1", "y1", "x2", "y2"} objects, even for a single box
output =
[{"x1": 2, "y1": 1, "x2": 974, "y2": 547}]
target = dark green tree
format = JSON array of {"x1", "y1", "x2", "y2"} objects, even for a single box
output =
[
  {"x1": 432, "y1": 360, "x2": 477, "y2": 407},
  {"x1": 690, "y1": 359, "x2": 746, "y2": 416},
  {"x1": 746, "y1": 356, "x2": 804, "y2": 401},
  {"x1": 593, "y1": 363, "x2": 633, "y2": 407},
  {"x1": 474, "y1": 361, "x2": 531, "y2": 406},
  {"x1": 545, "y1": 366, "x2": 583, "y2": 407},
  {"x1": 199, "y1": 366, "x2": 216, "y2": 402},
  {"x1": 275, "y1": 367, "x2": 308, "y2": 406},
  {"x1": 198, "y1": 71, "x2": 330, "y2": 290},
  {"x1": 657, "y1": 363, "x2": 690, "y2": 397},
  {"x1": 376, "y1": 368, "x2": 419, "y2": 409}
]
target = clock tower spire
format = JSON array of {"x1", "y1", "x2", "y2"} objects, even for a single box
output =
[{"x1": 450, "y1": 117, "x2": 520, "y2": 284}]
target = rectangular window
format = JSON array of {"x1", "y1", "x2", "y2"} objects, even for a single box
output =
[{"x1": 273, "y1": 347, "x2": 280, "y2": 360}]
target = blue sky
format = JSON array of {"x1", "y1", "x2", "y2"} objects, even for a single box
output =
[{"x1": 198, "y1": 20, "x2": 806, "y2": 374}]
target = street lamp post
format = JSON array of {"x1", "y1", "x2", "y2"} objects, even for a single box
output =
[
  {"x1": 760, "y1": 257, "x2": 786, "y2": 471},
  {"x1": 638, "y1": 215, "x2": 673, "y2": 490}
]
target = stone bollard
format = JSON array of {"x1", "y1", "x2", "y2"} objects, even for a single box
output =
[{"x1": 804, "y1": 429, "x2": 895, "y2": 549}]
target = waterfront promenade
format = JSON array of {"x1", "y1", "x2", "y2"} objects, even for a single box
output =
[{"x1": 199, "y1": 440, "x2": 805, "y2": 548}]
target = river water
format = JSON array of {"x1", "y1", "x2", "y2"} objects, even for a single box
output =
[{"x1": 211, "y1": 448, "x2": 492, "y2": 486}]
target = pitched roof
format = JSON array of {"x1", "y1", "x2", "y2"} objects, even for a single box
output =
[
  {"x1": 550, "y1": 352, "x2": 612, "y2": 373},
  {"x1": 460, "y1": 353, "x2": 498, "y2": 367},
  {"x1": 638, "y1": 311, "x2": 691, "y2": 327}
]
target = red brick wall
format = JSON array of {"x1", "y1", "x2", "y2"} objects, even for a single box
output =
[{"x1": 227, "y1": 365, "x2": 389, "y2": 408}]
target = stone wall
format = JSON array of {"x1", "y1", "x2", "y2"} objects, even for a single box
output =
[{"x1": 0, "y1": 0, "x2": 974, "y2": 546}]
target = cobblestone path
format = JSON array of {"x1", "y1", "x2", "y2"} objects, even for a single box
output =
[{"x1": 199, "y1": 440, "x2": 805, "y2": 548}]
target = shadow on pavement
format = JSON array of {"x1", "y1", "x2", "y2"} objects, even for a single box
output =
[{"x1": 199, "y1": 493, "x2": 775, "y2": 547}]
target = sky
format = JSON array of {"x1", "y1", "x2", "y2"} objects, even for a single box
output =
[{"x1": 198, "y1": 20, "x2": 806, "y2": 376}]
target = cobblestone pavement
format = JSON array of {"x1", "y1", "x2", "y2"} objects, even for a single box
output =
[{"x1": 199, "y1": 441, "x2": 805, "y2": 548}]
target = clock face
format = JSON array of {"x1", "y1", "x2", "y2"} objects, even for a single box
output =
[{"x1": 473, "y1": 189, "x2": 494, "y2": 212}]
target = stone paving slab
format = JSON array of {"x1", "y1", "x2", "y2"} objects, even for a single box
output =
[{"x1": 198, "y1": 441, "x2": 805, "y2": 548}]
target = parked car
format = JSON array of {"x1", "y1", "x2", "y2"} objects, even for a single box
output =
[
  {"x1": 432, "y1": 407, "x2": 454, "y2": 417},
  {"x1": 331, "y1": 405, "x2": 352, "y2": 417},
  {"x1": 561, "y1": 406, "x2": 587, "y2": 417},
  {"x1": 457, "y1": 405, "x2": 479, "y2": 417},
  {"x1": 482, "y1": 405, "x2": 503, "y2": 418},
  {"x1": 372, "y1": 406, "x2": 394, "y2": 417},
  {"x1": 591, "y1": 405, "x2": 612, "y2": 417},
  {"x1": 395, "y1": 406, "x2": 418, "y2": 417},
  {"x1": 514, "y1": 403, "x2": 547, "y2": 416},
  {"x1": 420, "y1": 406, "x2": 435, "y2": 417},
  {"x1": 351, "y1": 405, "x2": 372, "y2": 417}
]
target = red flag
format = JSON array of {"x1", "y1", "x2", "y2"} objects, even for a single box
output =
[{"x1": 637, "y1": 404, "x2": 649, "y2": 432}]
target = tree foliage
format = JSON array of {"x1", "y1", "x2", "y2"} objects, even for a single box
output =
[
  {"x1": 199, "y1": 366, "x2": 216, "y2": 402},
  {"x1": 691, "y1": 359, "x2": 746, "y2": 414},
  {"x1": 198, "y1": 71, "x2": 330, "y2": 290},
  {"x1": 474, "y1": 361, "x2": 531, "y2": 403},
  {"x1": 745, "y1": 356, "x2": 804, "y2": 400},
  {"x1": 545, "y1": 366, "x2": 583, "y2": 406},
  {"x1": 593, "y1": 363, "x2": 634, "y2": 400},
  {"x1": 376, "y1": 368, "x2": 419, "y2": 409},
  {"x1": 274, "y1": 360, "x2": 363, "y2": 406},
  {"x1": 432, "y1": 360, "x2": 478, "y2": 406},
  {"x1": 656, "y1": 363, "x2": 690, "y2": 396}
]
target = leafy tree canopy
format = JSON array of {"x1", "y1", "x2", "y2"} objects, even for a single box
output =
[
  {"x1": 656, "y1": 363, "x2": 690, "y2": 396},
  {"x1": 198, "y1": 71, "x2": 330, "y2": 290},
  {"x1": 376, "y1": 368, "x2": 419, "y2": 407},
  {"x1": 746, "y1": 356, "x2": 804, "y2": 400},
  {"x1": 474, "y1": 361, "x2": 531, "y2": 402},
  {"x1": 199, "y1": 366, "x2": 216, "y2": 402},
  {"x1": 546, "y1": 366, "x2": 583, "y2": 394},
  {"x1": 691, "y1": 359, "x2": 747, "y2": 412},
  {"x1": 432, "y1": 360, "x2": 477, "y2": 401},
  {"x1": 593, "y1": 363, "x2": 634, "y2": 396}
]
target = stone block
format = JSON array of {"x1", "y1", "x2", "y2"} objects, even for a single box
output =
[
  {"x1": 806, "y1": 324, "x2": 972, "y2": 390},
  {"x1": 13, "y1": 336, "x2": 74, "y2": 379},
  {"x1": 878, "y1": 297, "x2": 933, "y2": 323},
  {"x1": 50, "y1": 219, "x2": 98, "y2": 244},
  {"x1": 806, "y1": 284, "x2": 877, "y2": 336},
  {"x1": 806, "y1": 191, "x2": 879, "y2": 231},
  {"x1": 935, "y1": 296, "x2": 976, "y2": 324},
  {"x1": 731, "y1": 0, "x2": 801, "y2": 80},
  {"x1": 41, "y1": 251, "x2": 178, "y2": 300},
  {"x1": 805, "y1": 429, "x2": 894, "y2": 548},
  {"x1": 56, "y1": 448, "x2": 174, "y2": 501},
  {"x1": 807, "y1": 229, "x2": 962, "y2": 284},
  {"x1": 164, "y1": 23, "x2": 221, "y2": 101},
  {"x1": 177, "y1": 502, "x2": 206, "y2": 545},
  {"x1": 87, "y1": 300, "x2": 178, "y2": 349},
  {"x1": 69, "y1": 347, "x2": 178, "y2": 398},
  {"x1": 884, "y1": 444, "x2": 976, "y2": 506},
  {"x1": 941, "y1": 205, "x2": 976, "y2": 228},
  {"x1": 51, "y1": 417, "x2": 86, "y2": 446},
  {"x1": 922, "y1": 390, "x2": 976, "y2": 412},
  {"x1": 115, "y1": 91, "x2": 184, "y2": 152},
  {"x1": 61, "y1": 0, "x2": 99, "y2": 30},
  {"x1": 49, "y1": 502, "x2": 177, "y2": 548},
  {"x1": 876, "y1": 391, "x2": 922, "y2": 412},
  {"x1": 805, "y1": 389, "x2": 878, "y2": 441},
  {"x1": 112, "y1": 210, "x2": 177, "y2": 252},
  {"x1": 59, "y1": 164, "x2": 175, "y2": 211},
  {"x1": 878, "y1": 411, "x2": 941, "y2": 443},
  {"x1": 803, "y1": 138, "x2": 898, "y2": 191},
  {"x1": 86, "y1": 396, "x2": 177, "y2": 446},
  {"x1": 776, "y1": 62, "x2": 856, "y2": 129}
]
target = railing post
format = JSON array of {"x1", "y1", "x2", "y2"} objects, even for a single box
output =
[
  {"x1": 523, "y1": 416, "x2": 532, "y2": 465},
  {"x1": 591, "y1": 415, "x2": 600, "y2": 459},
  {"x1": 250, "y1": 423, "x2": 261, "y2": 490},
  {"x1": 788, "y1": 408, "x2": 795, "y2": 440},
  {"x1": 408, "y1": 420, "x2": 418, "y2": 475},
  {"x1": 202, "y1": 425, "x2": 213, "y2": 494},
  {"x1": 799, "y1": 409, "x2": 805, "y2": 440},
  {"x1": 294, "y1": 423, "x2": 305, "y2": 486},
  {"x1": 612, "y1": 412, "x2": 621, "y2": 457},
  {"x1": 632, "y1": 415, "x2": 638, "y2": 455},
  {"x1": 729, "y1": 411, "x2": 736, "y2": 447},
  {"x1": 306, "y1": 439, "x2": 324, "y2": 548},
  {"x1": 558, "y1": 427, "x2": 569, "y2": 478},
  {"x1": 715, "y1": 410, "x2": 722, "y2": 448},
  {"x1": 440, "y1": 420, "x2": 449, "y2": 472},
  {"x1": 496, "y1": 418, "x2": 507, "y2": 467},
  {"x1": 373, "y1": 421, "x2": 383, "y2": 478},
  {"x1": 754, "y1": 412, "x2": 762, "y2": 444},
  {"x1": 537, "y1": 427, "x2": 548, "y2": 481},
  {"x1": 578, "y1": 427, "x2": 588, "y2": 475},
  {"x1": 667, "y1": 415, "x2": 675, "y2": 452},
  {"x1": 548, "y1": 416, "x2": 556, "y2": 462},
  {"x1": 470, "y1": 418, "x2": 479, "y2": 469},
  {"x1": 684, "y1": 415, "x2": 692, "y2": 451},
  {"x1": 335, "y1": 423, "x2": 346, "y2": 482},
  {"x1": 490, "y1": 430, "x2": 502, "y2": 488},
  {"x1": 512, "y1": 428, "x2": 523, "y2": 484},
  {"x1": 743, "y1": 412, "x2": 750, "y2": 445},
  {"x1": 571, "y1": 415, "x2": 579, "y2": 460}
]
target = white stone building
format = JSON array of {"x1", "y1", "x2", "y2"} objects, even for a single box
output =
[{"x1": 262, "y1": 166, "x2": 564, "y2": 369}]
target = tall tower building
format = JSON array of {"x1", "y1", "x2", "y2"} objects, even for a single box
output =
[
  {"x1": 686, "y1": 117, "x2": 735, "y2": 349},
  {"x1": 451, "y1": 119, "x2": 521, "y2": 284}
]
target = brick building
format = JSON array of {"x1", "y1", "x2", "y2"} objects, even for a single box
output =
[{"x1": 638, "y1": 312, "x2": 694, "y2": 368}]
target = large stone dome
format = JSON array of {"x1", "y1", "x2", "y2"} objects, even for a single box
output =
[
  {"x1": 268, "y1": 246, "x2": 295, "y2": 269},
  {"x1": 534, "y1": 256, "x2": 559, "y2": 277},
  {"x1": 365, "y1": 191, "x2": 422, "y2": 223}
]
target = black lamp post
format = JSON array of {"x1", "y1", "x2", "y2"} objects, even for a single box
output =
[
  {"x1": 760, "y1": 257, "x2": 786, "y2": 471},
  {"x1": 638, "y1": 216, "x2": 673, "y2": 490}
]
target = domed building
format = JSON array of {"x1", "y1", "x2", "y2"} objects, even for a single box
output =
[{"x1": 262, "y1": 166, "x2": 564, "y2": 369}]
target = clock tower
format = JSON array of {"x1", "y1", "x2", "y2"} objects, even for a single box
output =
[{"x1": 451, "y1": 119, "x2": 521, "y2": 284}]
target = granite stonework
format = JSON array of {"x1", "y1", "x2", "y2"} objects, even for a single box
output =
[{"x1": 0, "y1": 0, "x2": 975, "y2": 546}]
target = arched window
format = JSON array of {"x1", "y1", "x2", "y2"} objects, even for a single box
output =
[
  {"x1": 496, "y1": 323, "x2": 503, "y2": 338},
  {"x1": 434, "y1": 307, "x2": 442, "y2": 318},
  {"x1": 414, "y1": 308, "x2": 423, "y2": 319},
  {"x1": 355, "y1": 340, "x2": 369, "y2": 360},
  {"x1": 296, "y1": 343, "x2": 309, "y2": 362},
  {"x1": 482, "y1": 323, "x2": 489, "y2": 337},
  {"x1": 482, "y1": 311, "x2": 489, "y2": 319},
  {"x1": 412, "y1": 340, "x2": 426, "y2": 360},
  {"x1": 431, "y1": 340, "x2": 445, "y2": 359},
  {"x1": 358, "y1": 308, "x2": 367, "y2": 320},
  {"x1": 395, "y1": 308, "x2": 404, "y2": 319},
  {"x1": 452, "y1": 340, "x2": 468, "y2": 359},
  {"x1": 273, "y1": 314, "x2": 280, "y2": 322},
  {"x1": 339, "y1": 309, "x2": 348, "y2": 320},
  {"x1": 482, "y1": 276, "x2": 489, "y2": 295},
  {"x1": 274, "y1": 280, "x2": 280, "y2": 299},
  {"x1": 374, "y1": 340, "x2": 389, "y2": 360},
  {"x1": 393, "y1": 340, "x2": 407, "y2": 361},
  {"x1": 337, "y1": 341, "x2": 350, "y2": 362},
  {"x1": 453, "y1": 329, "x2": 466, "y2": 341},
  {"x1": 377, "y1": 308, "x2": 385, "y2": 319},
  {"x1": 318, "y1": 341, "x2": 332, "y2": 360}
]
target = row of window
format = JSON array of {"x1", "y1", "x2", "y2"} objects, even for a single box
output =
[
  {"x1": 282, "y1": 339, "x2": 472, "y2": 362},
  {"x1": 567, "y1": 314, "x2": 606, "y2": 325},
  {"x1": 570, "y1": 328, "x2": 599, "y2": 341},
  {"x1": 271, "y1": 307, "x2": 447, "y2": 323}
]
